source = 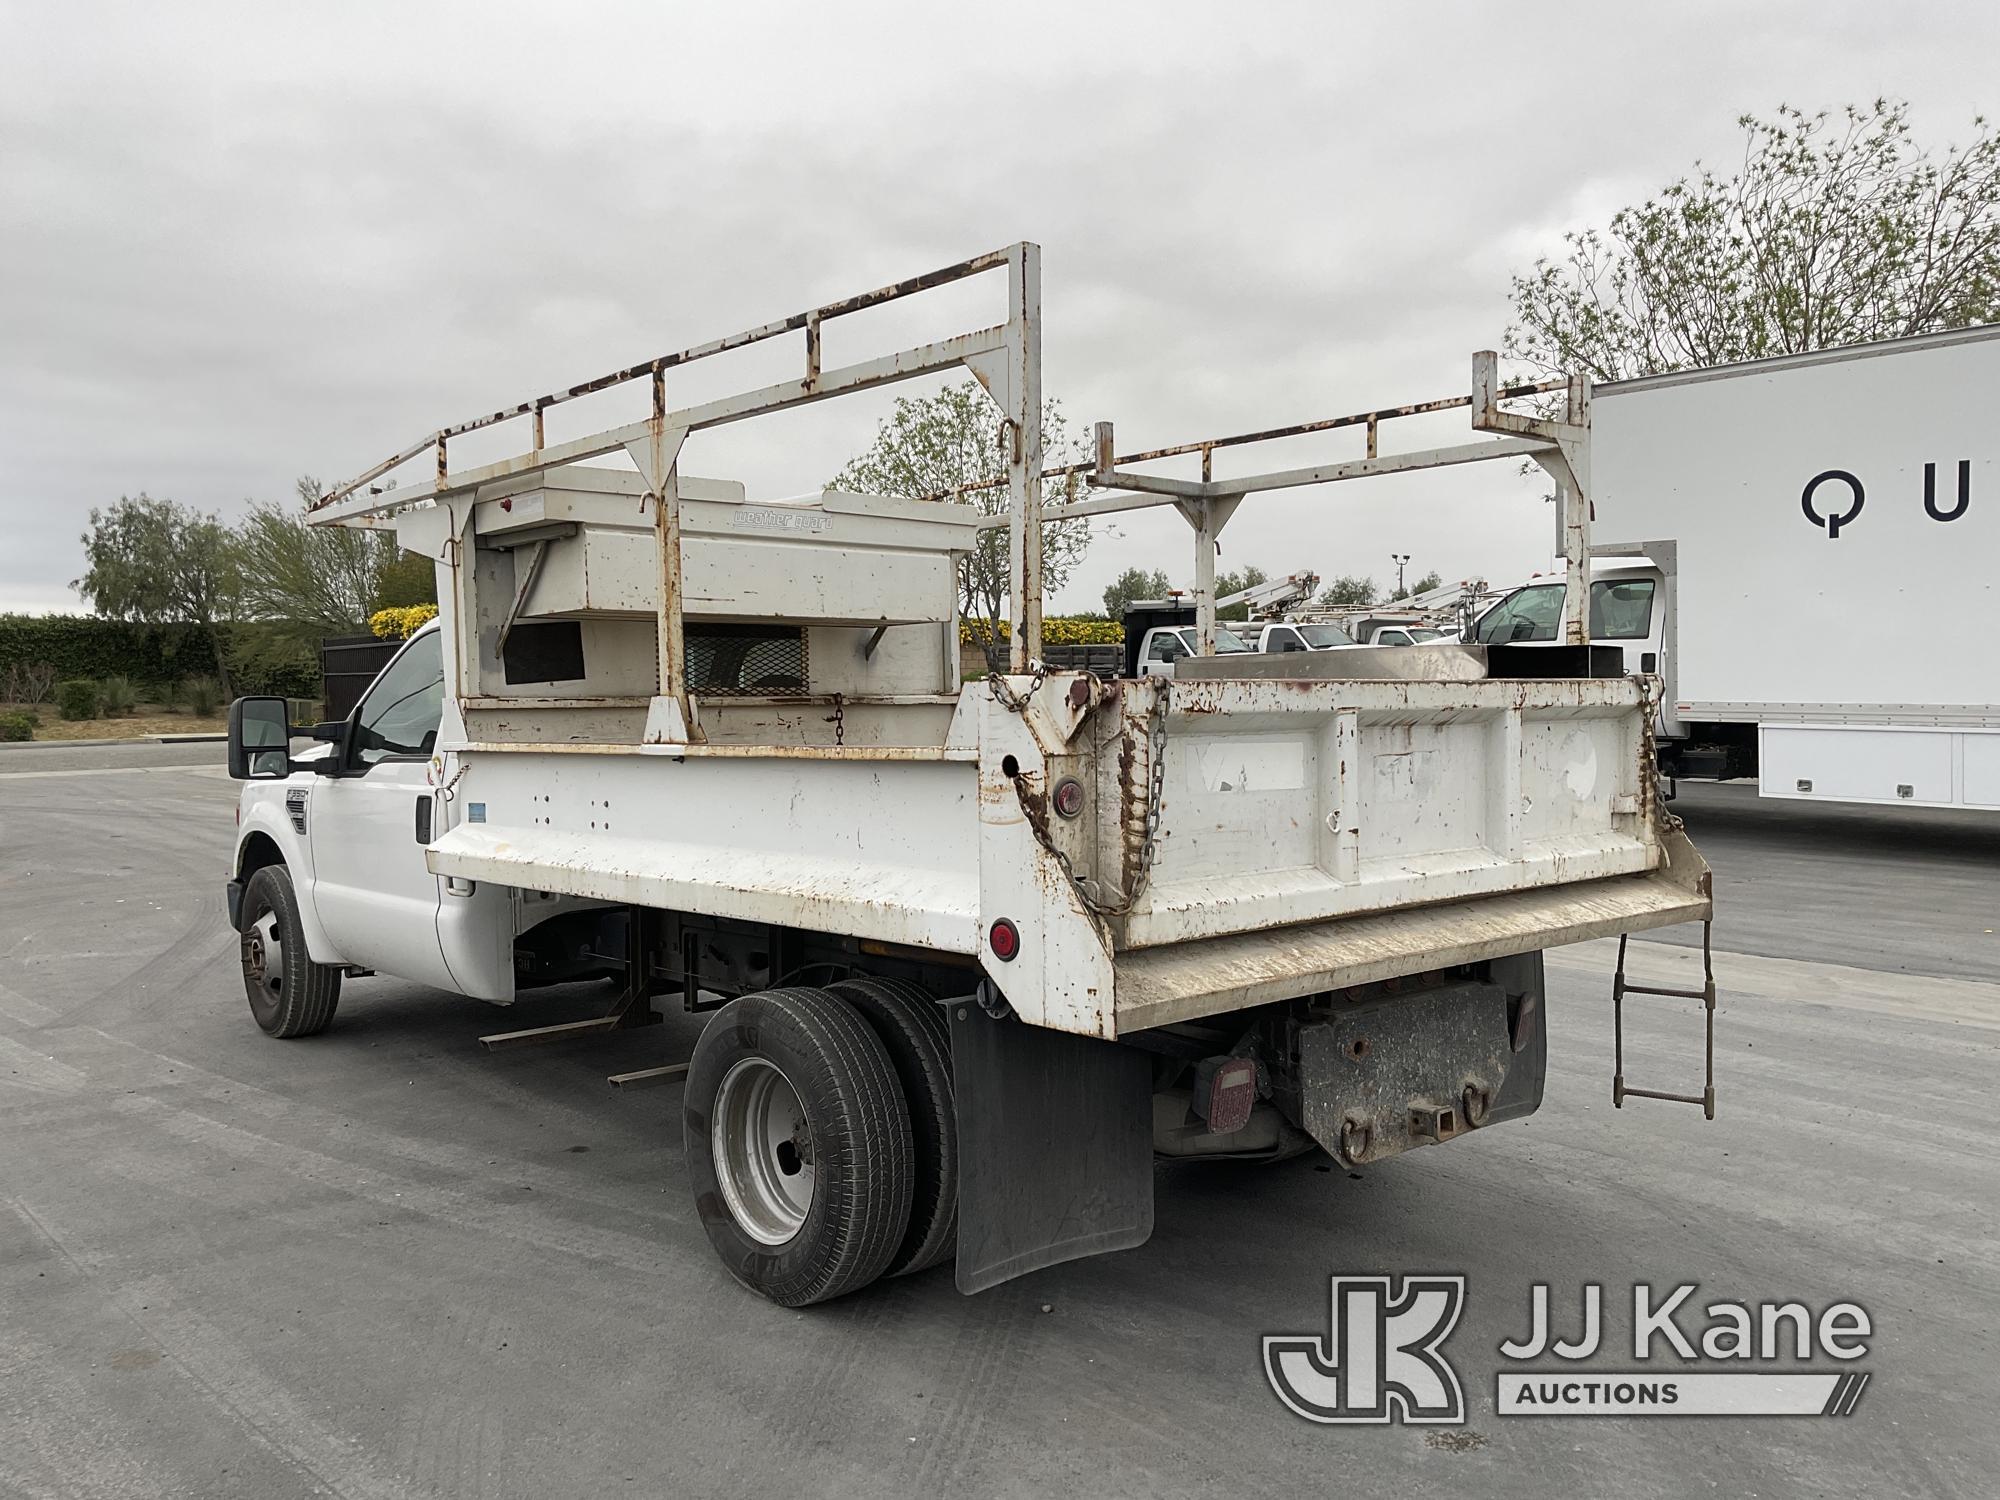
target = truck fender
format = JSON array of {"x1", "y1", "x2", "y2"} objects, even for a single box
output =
[{"x1": 231, "y1": 803, "x2": 347, "y2": 968}]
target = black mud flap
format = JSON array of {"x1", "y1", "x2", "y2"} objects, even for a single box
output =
[{"x1": 948, "y1": 1002, "x2": 1153, "y2": 1294}]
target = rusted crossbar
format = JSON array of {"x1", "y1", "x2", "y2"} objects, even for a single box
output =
[{"x1": 317, "y1": 246, "x2": 1018, "y2": 511}]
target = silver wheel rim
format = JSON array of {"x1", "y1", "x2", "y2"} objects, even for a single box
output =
[
  {"x1": 712, "y1": 1056, "x2": 814, "y2": 1246},
  {"x1": 245, "y1": 910, "x2": 283, "y2": 1001}
]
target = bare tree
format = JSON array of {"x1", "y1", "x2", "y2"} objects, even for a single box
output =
[{"x1": 832, "y1": 381, "x2": 1091, "y2": 650}]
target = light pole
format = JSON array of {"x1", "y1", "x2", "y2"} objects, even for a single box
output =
[{"x1": 1391, "y1": 553, "x2": 1411, "y2": 599}]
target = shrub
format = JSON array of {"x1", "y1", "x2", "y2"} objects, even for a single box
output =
[
  {"x1": 0, "y1": 615, "x2": 217, "y2": 686},
  {"x1": 157, "y1": 678, "x2": 185, "y2": 712},
  {"x1": 56, "y1": 679, "x2": 100, "y2": 721},
  {"x1": 183, "y1": 676, "x2": 223, "y2": 717},
  {"x1": 100, "y1": 675, "x2": 137, "y2": 716},
  {"x1": 222, "y1": 624, "x2": 319, "y2": 699},
  {"x1": 370, "y1": 604, "x2": 439, "y2": 640},
  {"x1": 1, "y1": 660, "x2": 56, "y2": 704},
  {"x1": 0, "y1": 711, "x2": 32, "y2": 742},
  {"x1": 958, "y1": 616, "x2": 1124, "y2": 646}
]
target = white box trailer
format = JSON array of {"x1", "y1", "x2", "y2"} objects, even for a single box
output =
[
  {"x1": 226, "y1": 244, "x2": 1715, "y2": 1305},
  {"x1": 1588, "y1": 327, "x2": 2000, "y2": 811}
]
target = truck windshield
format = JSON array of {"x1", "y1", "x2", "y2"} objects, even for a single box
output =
[
  {"x1": 1296, "y1": 623, "x2": 1355, "y2": 647},
  {"x1": 1476, "y1": 580, "x2": 1656, "y2": 644},
  {"x1": 1169, "y1": 627, "x2": 1252, "y2": 654}
]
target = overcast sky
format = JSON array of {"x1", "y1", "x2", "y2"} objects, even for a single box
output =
[{"x1": 5, "y1": 1, "x2": 1997, "y2": 616}]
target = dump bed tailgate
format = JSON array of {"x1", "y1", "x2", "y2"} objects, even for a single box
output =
[
  {"x1": 1113, "y1": 676, "x2": 1659, "y2": 947},
  {"x1": 1059, "y1": 673, "x2": 1709, "y2": 1033}
]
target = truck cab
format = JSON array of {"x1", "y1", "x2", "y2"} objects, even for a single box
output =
[
  {"x1": 1235, "y1": 620, "x2": 1361, "y2": 654},
  {"x1": 1121, "y1": 600, "x2": 1255, "y2": 677},
  {"x1": 1471, "y1": 562, "x2": 1667, "y2": 680},
  {"x1": 227, "y1": 621, "x2": 526, "y2": 1026}
]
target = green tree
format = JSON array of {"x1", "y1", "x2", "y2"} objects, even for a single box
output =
[
  {"x1": 1212, "y1": 564, "x2": 1268, "y2": 621},
  {"x1": 371, "y1": 549, "x2": 438, "y2": 611},
  {"x1": 73, "y1": 494, "x2": 238, "y2": 690},
  {"x1": 832, "y1": 381, "x2": 1091, "y2": 649},
  {"x1": 234, "y1": 477, "x2": 435, "y2": 638},
  {"x1": 1508, "y1": 101, "x2": 2000, "y2": 380},
  {"x1": 1318, "y1": 574, "x2": 1376, "y2": 608},
  {"x1": 1102, "y1": 566, "x2": 1171, "y2": 620}
]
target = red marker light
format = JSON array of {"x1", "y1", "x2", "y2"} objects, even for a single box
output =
[
  {"x1": 988, "y1": 918, "x2": 1020, "y2": 961},
  {"x1": 1052, "y1": 776, "x2": 1084, "y2": 819}
]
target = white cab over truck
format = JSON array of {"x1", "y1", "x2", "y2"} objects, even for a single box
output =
[
  {"x1": 226, "y1": 245, "x2": 1714, "y2": 1306},
  {"x1": 1474, "y1": 326, "x2": 2000, "y2": 812}
]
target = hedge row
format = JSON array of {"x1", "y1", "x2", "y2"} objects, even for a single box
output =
[
  {"x1": 0, "y1": 615, "x2": 319, "y2": 700},
  {"x1": 961, "y1": 616, "x2": 1123, "y2": 645}
]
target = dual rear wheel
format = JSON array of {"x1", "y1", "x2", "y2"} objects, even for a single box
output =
[{"x1": 684, "y1": 980, "x2": 958, "y2": 1306}]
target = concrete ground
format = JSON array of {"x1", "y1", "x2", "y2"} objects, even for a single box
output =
[{"x1": 1, "y1": 746, "x2": 1994, "y2": 1499}]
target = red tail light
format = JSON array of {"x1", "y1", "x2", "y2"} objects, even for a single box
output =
[{"x1": 988, "y1": 918, "x2": 1020, "y2": 961}]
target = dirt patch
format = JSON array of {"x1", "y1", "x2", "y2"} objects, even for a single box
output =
[
  {"x1": 0, "y1": 703, "x2": 226, "y2": 741},
  {"x1": 1424, "y1": 1430, "x2": 1488, "y2": 1453}
]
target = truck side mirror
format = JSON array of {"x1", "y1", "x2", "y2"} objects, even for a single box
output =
[
  {"x1": 227, "y1": 697, "x2": 293, "y2": 780},
  {"x1": 306, "y1": 720, "x2": 351, "y2": 776}
]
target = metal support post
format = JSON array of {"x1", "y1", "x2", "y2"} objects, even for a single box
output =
[{"x1": 1006, "y1": 243, "x2": 1043, "y2": 672}]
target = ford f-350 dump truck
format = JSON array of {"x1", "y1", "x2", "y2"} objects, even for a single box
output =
[{"x1": 226, "y1": 244, "x2": 1714, "y2": 1305}]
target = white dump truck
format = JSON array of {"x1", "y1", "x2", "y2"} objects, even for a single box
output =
[{"x1": 226, "y1": 245, "x2": 1714, "y2": 1305}]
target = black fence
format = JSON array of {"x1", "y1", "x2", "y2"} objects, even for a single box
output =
[
  {"x1": 1041, "y1": 643, "x2": 1124, "y2": 676},
  {"x1": 320, "y1": 635, "x2": 400, "y2": 722}
]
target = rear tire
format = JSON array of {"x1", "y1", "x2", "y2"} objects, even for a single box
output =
[
  {"x1": 238, "y1": 864, "x2": 341, "y2": 1038},
  {"x1": 828, "y1": 977, "x2": 957, "y2": 1276},
  {"x1": 685, "y1": 987, "x2": 913, "y2": 1306}
]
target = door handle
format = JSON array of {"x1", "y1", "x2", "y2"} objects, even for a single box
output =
[{"x1": 415, "y1": 794, "x2": 433, "y2": 843}]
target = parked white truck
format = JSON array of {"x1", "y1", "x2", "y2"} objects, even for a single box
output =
[
  {"x1": 226, "y1": 245, "x2": 1714, "y2": 1305},
  {"x1": 1473, "y1": 325, "x2": 2000, "y2": 812}
]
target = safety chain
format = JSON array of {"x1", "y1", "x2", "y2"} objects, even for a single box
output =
[
  {"x1": 427, "y1": 754, "x2": 469, "y2": 803},
  {"x1": 1059, "y1": 681, "x2": 1171, "y2": 917},
  {"x1": 828, "y1": 692, "x2": 845, "y2": 747},
  {"x1": 1636, "y1": 673, "x2": 1683, "y2": 831},
  {"x1": 985, "y1": 657, "x2": 1048, "y2": 715}
]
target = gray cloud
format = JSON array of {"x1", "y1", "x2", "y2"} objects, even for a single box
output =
[{"x1": 4, "y1": 1, "x2": 1996, "y2": 612}]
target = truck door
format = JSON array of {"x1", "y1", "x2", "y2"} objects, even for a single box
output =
[
  {"x1": 1139, "y1": 628, "x2": 1188, "y2": 678},
  {"x1": 307, "y1": 629, "x2": 460, "y2": 992}
]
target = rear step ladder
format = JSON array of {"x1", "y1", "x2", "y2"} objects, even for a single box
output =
[{"x1": 1611, "y1": 921, "x2": 1716, "y2": 1120}]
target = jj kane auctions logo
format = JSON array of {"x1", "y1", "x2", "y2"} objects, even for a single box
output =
[{"x1": 1265, "y1": 1276, "x2": 1873, "y2": 1423}]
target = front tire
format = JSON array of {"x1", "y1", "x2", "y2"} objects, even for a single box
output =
[
  {"x1": 685, "y1": 987, "x2": 913, "y2": 1306},
  {"x1": 238, "y1": 864, "x2": 341, "y2": 1038}
]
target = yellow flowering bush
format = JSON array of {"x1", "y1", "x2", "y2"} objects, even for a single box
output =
[
  {"x1": 961, "y1": 616, "x2": 1122, "y2": 646},
  {"x1": 369, "y1": 604, "x2": 440, "y2": 639}
]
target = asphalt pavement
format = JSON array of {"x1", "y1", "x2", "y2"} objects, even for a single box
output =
[{"x1": 1, "y1": 746, "x2": 1993, "y2": 1498}]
